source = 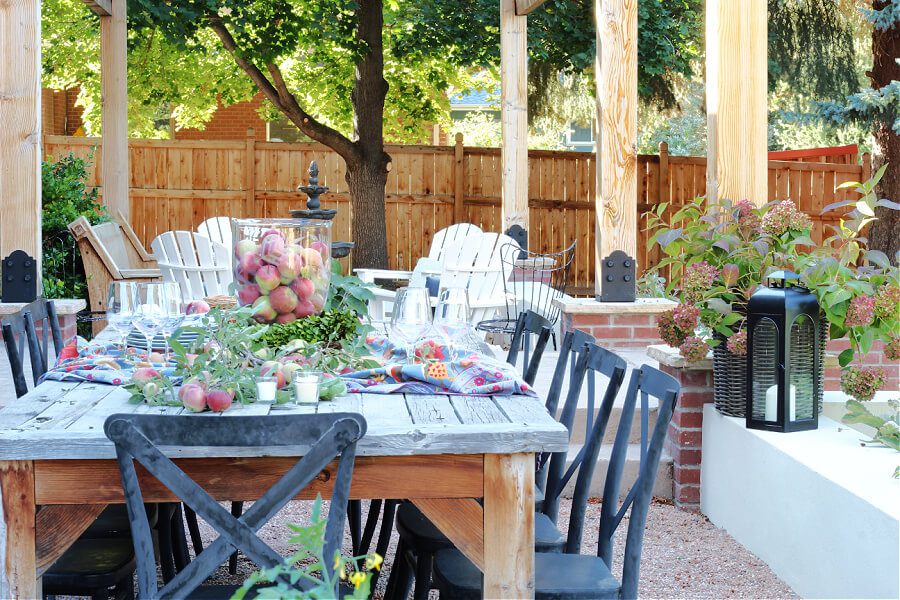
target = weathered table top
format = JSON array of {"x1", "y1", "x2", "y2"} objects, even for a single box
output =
[{"x1": 0, "y1": 381, "x2": 568, "y2": 460}]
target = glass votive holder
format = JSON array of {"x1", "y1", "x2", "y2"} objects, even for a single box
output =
[
  {"x1": 293, "y1": 371, "x2": 322, "y2": 405},
  {"x1": 256, "y1": 376, "x2": 278, "y2": 403}
]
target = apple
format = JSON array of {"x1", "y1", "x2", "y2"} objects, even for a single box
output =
[
  {"x1": 178, "y1": 383, "x2": 207, "y2": 412},
  {"x1": 290, "y1": 277, "x2": 315, "y2": 300},
  {"x1": 206, "y1": 389, "x2": 234, "y2": 412},
  {"x1": 238, "y1": 252, "x2": 262, "y2": 278},
  {"x1": 259, "y1": 234, "x2": 286, "y2": 265},
  {"x1": 255, "y1": 265, "x2": 281, "y2": 293},
  {"x1": 299, "y1": 247, "x2": 324, "y2": 269},
  {"x1": 260, "y1": 361, "x2": 286, "y2": 388},
  {"x1": 251, "y1": 296, "x2": 277, "y2": 323},
  {"x1": 310, "y1": 240, "x2": 330, "y2": 258},
  {"x1": 132, "y1": 367, "x2": 161, "y2": 388},
  {"x1": 309, "y1": 292, "x2": 325, "y2": 312},
  {"x1": 269, "y1": 286, "x2": 299, "y2": 314},
  {"x1": 237, "y1": 283, "x2": 262, "y2": 306},
  {"x1": 234, "y1": 239, "x2": 257, "y2": 260},
  {"x1": 185, "y1": 300, "x2": 211, "y2": 315},
  {"x1": 275, "y1": 250, "x2": 301, "y2": 284},
  {"x1": 276, "y1": 312, "x2": 297, "y2": 324},
  {"x1": 294, "y1": 299, "x2": 316, "y2": 318}
]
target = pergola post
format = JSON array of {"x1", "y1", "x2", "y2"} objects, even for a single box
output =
[
  {"x1": 0, "y1": 0, "x2": 43, "y2": 280},
  {"x1": 594, "y1": 0, "x2": 638, "y2": 297},
  {"x1": 100, "y1": 0, "x2": 130, "y2": 220},
  {"x1": 706, "y1": 0, "x2": 767, "y2": 206},
  {"x1": 500, "y1": 0, "x2": 529, "y2": 233}
]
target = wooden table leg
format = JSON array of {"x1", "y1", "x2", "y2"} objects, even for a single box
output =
[
  {"x1": 484, "y1": 453, "x2": 534, "y2": 599},
  {"x1": 0, "y1": 461, "x2": 38, "y2": 599}
]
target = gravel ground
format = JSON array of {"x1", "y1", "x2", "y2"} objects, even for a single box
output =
[{"x1": 184, "y1": 498, "x2": 798, "y2": 600}]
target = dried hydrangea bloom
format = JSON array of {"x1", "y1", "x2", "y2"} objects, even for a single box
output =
[
  {"x1": 682, "y1": 261, "x2": 719, "y2": 303},
  {"x1": 726, "y1": 330, "x2": 747, "y2": 356},
  {"x1": 840, "y1": 366, "x2": 886, "y2": 402},
  {"x1": 845, "y1": 295, "x2": 876, "y2": 328},
  {"x1": 679, "y1": 336, "x2": 709, "y2": 363},
  {"x1": 761, "y1": 200, "x2": 813, "y2": 237},
  {"x1": 874, "y1": 285, "x2": 900, "y2": 322}
]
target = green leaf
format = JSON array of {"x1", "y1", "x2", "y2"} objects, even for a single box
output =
[
  {"x1": 706, "y1": 298, "x2": 731, "y2": 315},
  {"x1": 838, "y1": 348, "x2": 854, "y2": 367},
  {"x1": 855, "y1": 200, "x2": 875, "y2": 217}
]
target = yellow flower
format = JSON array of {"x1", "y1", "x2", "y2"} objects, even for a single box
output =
[
  {"x1": 333, "y1": 555, "x2": 346, "y2": 579},
  {"x1": 349, "y1": 572, "x2": 367, "y2": 589},
  {"x1": 365, "y1": 553, "x2": 383, "y2": 571}
]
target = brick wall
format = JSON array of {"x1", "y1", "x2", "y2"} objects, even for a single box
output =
[
  {"x1": 561, "y1": 312, "x2": 663, "y2": 350},
  {"x1": 41, "y1": 88, "x2": 83, "y2": 137},
  {"x1": 175, "y1": 94, "x2": 267, "y2": 141},
  {"x1": 825, "y1": 338, "x2": 899, "y2": 391}
]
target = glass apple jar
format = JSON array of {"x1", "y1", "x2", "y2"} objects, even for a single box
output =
[{"x1": 232, "y1": 218, "x2": 332, "y2": 324}]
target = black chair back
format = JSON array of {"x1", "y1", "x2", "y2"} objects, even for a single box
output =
[
  {"x1": 104, "y1": 413, "x2": 366, "y2": 599},
  {"x1": 1, "y1": 299, "x2": 63, "y2": 397},
  {"x1": 542, "y1": 343, "x2": 627, "y2": 545},
  {"x1": 506, "y1": 310, "x2": 552, "y2": 385},
  {"x1": 499, "y1": 241, "x2": 576, "y2": 327},
  {"x1": 597, "y1": 365, "x2": 680, "y2": 599}
]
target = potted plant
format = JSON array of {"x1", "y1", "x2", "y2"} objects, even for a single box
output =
[{"x1": 646, "y1": 166, "x2": 899, "y2": 414}]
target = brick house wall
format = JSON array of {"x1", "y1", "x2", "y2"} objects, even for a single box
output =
[
  {"x1": 175, "y1": 94, "x2": 267, "y2": 141},
  {"x1": 41, "y1": 88, "x2": 83, "y2": 137}
]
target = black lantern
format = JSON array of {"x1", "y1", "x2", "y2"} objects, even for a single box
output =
[{"x1": 746, "y1": 271, "x2": 820, "y2": 432}]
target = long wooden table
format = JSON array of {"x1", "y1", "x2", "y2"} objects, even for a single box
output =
[{"x1": 0, "y1": 378, "x2": 567, "y2": 599}]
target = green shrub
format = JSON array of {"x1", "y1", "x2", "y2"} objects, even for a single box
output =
[{"x1": 41, "y1": 153, "x2": 108, "y2": 300}]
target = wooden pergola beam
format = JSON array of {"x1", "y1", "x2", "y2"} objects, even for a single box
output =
[
  {"x1": 82, "y1": 0, "x2": 112, "y2": 16},
  {"x1": 500, "y1": 0, "x2": 529, "y2": 233},
  {"x1": 706, "y1": 0, "x2": 767, "y2": 206},
  {"x1": 595, "y1": 0, "x2": 638, "y2": 296},
  {"x1": 100, "y1": 0, "x2": 130, "y2": 220},
  {"x1": 515, "y1": 0, "x2": 547, "y2": 16},
  {"x1": 0, "y1": 0, "x2": 42, "y2": 280}
]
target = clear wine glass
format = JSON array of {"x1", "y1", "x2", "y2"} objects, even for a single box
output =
[
  {"x1": 133, "y1": 282, "x2": 168, "y2": 356},
  {"x1": 107, "y1": 282, "x2": 138, "y2": 351},
  {"x1": 390, "y1": 287, "x2": 432, "y2": 364},
  {"x1": 435, "y1": 287, "x2": 492, "y2": 359},
  {"x1": 158, "y1": 282, "x2": 184, "y2": 357}
]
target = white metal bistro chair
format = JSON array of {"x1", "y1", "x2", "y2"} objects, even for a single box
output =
[{"x1": 150, "y1": 231, "x2": 233, "y2": 303}]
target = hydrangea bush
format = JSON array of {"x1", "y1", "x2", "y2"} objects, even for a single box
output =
[{"x1": 646, "y1": 166, "x2": 899, "y2": 402}]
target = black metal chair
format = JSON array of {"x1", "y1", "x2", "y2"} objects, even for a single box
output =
[
  {"x1": 0, "y1": 299, "x2": 140, "y2": 600},
  {"x1": 385, "y1": 336, "x2": 624, "y2": 600},
  {"x1": 432, "y1": 364, "x2": 681, "y2": 599},
  {"x1": 104, "y1": 412, "x2": 366, "y2": 599},
  {"x1": 506, "y1": 310, "x2": 553, "y2": 386},
  {"x1": 476, "y1": 241, "x2": 576, "y2": 348}
]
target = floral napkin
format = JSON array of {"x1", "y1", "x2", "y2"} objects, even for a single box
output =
[
  {"x1": 340, "y1": 335, "x2": 535, "y2": 396},
  {"x1": 39, "y1": 338, "x2": 178, "y2": 386}
]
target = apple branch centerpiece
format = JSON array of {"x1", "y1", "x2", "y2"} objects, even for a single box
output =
[{"x1": 646, "y1": 166, "x2": 899, "y2": 413}]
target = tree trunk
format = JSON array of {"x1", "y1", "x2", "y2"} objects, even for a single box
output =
[
  {"x1": 346, "y1": 159, "x2": 390, "y2": 269},
  {"x1": 867, "y1": 0, "x2": 900, "y2": 262},
  {"x1": 346, "y1": 0, "x2": 391, "y2": 270}
]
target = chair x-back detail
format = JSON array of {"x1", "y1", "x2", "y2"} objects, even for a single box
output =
[
  {"x1": 104, "y1": 413, "x2": 367, "y2": 599},
  {"x1": 1, "y1": 299, "x2": 64, "y2": 397},
  {"x1": 506, "y1": 310, "x2": 553, "y2": 386}
]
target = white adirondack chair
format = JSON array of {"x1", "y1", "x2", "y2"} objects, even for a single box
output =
[
  {"x1": 150, "y1": 231, "x2": 233, "y2": 303},
  {"x1": 197, "y1": 217, "x2": 233, "y2": 251},
  {"x1": 355, "y1": 223, "x2": 483, "y2": 286}
]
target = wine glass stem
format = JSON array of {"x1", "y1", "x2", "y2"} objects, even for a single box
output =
[
  {"x1": 406, "y1": 343, "x2": 415, "y2": 365},
  {"x1": 145, "y1": 334, "x2": 153, "y2": 357}
]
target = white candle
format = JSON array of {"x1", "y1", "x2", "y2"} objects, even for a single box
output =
[
  {"x1": 256, "y1": 378, "x2": 277, "y2": 402},
  {"x1": 764, "y1": 384, "x2": 797, "y2": 422},
  {"x1": 294, "y1": 374, "x2": 320, "y2": 405}
]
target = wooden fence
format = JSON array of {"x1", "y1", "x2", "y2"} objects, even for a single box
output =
[{"x1": 44, "y1": 133, "x2": 870, "y2": 295}]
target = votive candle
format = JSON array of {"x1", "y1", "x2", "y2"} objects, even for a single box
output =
[
  {"x1": 256, "y1": 376, "x2": 278, "y2": 402},
  {"x1": 294, "y1": 372, "x2": 321, "y2": 405}
]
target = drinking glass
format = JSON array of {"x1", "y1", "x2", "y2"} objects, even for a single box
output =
[
  {"x1": 133, "y1": 282, "x2": 168, "y2": 355},
  {"x1": 107, "y1": 282, "x2": 138, "y2": 350},
  {"x1": 435, "y1": 287, "x2": 470, "y2": 328},
  {"x1": 390, "y1": 287, "x2": 432, "y2": 364},
  {"x1": 158, "y1": 282, "x2": 184, "y2": 357},
  {"x1": 435, "y1": 287, "x2": 492, "y2": 359}
]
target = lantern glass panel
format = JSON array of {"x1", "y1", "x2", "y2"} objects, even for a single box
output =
[
  {"x1": 751, "y1": 317, "x2": 779, "y2": 422},
  {"x1": 789, "y1": 314, "x2": 816, "y2": 421}
]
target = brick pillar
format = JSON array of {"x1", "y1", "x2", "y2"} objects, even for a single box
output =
[{"x1": 650, "y1": 346, "x2": 716, "y2": 510}]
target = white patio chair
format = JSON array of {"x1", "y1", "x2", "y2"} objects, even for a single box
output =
[
  {"x1": 150, "y1": 231, "x2": 233, "y2": 303},
  {"x1": 355, "y1": 223, "x2": 483, "y2": 286},
  {"x1": 197, "y1": 217, "x2": 233, "y2": 251}
]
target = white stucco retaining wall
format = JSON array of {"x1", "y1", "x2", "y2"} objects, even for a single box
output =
[{"x1": 701, "y1": 404, "x2": 899, "y2": 599}]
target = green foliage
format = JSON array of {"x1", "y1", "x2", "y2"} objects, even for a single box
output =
[
  {"x1": 41, "y1": 153, "x2": 108, "y2": 299},
  {"x1": 647, "y1": 168, "x2": 900, "y2": 373},
  {"x1": 842, "y1": 398, "x2": 900, "y2": 454},
  {"x1": 233, "y1": 496, "x2": 377, "y2": 599},
  {"x1": 260, "y1": 309, "x2": 359, "y2": 349},
  {"x1": 326, "y1": 267, "x2": 376, "y2": 317}
]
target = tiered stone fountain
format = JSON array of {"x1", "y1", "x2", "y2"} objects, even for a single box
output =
[{"x1": 290, "y1": 161, "x2": 354, "y2": 259}]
